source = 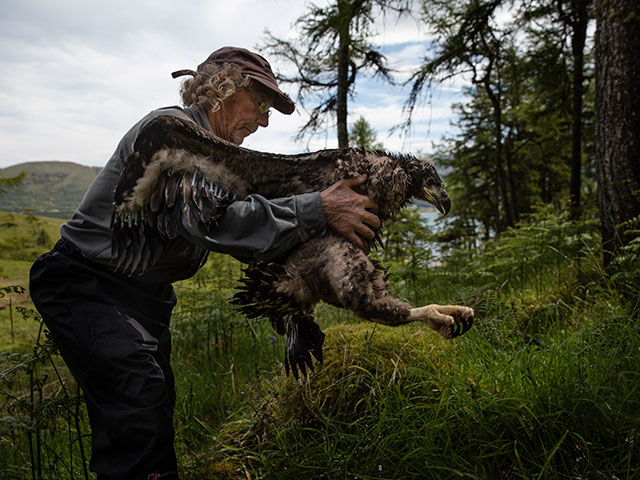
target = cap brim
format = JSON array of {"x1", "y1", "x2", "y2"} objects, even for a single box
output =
[{"x1": 249, "y1": 76, "x2": 296, "y2": 115}]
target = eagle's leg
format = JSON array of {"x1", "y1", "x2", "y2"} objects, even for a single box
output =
[
  {"x1": 318, "y1": 238, "x2": 474, "y2": 339},
  {"x1": 406, "y1": 304, "x2": 474, "y2": 339},
  {"x1": 313, "y1": 239, "x2": 411, "y2": 322}
]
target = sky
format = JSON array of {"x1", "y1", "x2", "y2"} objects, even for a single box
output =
[{"x1": 0, "y1": 0, "x2": 469, "y2": 170}]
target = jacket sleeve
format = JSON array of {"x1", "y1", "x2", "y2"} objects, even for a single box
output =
[{"x1": 180, "y1": 191, "x2": 326, "y2": 261}]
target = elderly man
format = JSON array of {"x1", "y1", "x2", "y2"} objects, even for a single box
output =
[{"x1": 29, "y1": 47, "x2": 380, "y2": 480}]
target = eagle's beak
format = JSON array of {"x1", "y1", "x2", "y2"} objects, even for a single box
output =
[{"x1": 422, "y1": 187, "x2": 451, "y2": 216}]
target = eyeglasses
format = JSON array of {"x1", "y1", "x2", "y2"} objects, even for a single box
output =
[{"x1": 246, "y1": 89, "x2": 272, "y2": 116}]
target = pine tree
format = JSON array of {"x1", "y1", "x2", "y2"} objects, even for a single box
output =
[
  {"x1": 349, "y1": 116, "x2": 384, "y2": 149},
  {"x1": 595, "y1": 0, "x2": 640, "y2": 265},
  {"x1": 262, "y1": 0, "x2": 409, "y2": 147}
]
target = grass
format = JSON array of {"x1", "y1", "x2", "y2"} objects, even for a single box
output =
[
  {"x1": 199, "y1": 307, "x2": 639, "y2": 479},
  {"x1": 0, "y1": 210, "x2": 61, "y2": 351},
  {"x1": 1, "y1": 207, "x2": 639, "y2": 479}
]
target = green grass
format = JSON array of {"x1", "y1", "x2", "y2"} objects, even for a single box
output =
[
  {"x1": 0, "y1": 211, "x2": 62, "y2": 351},
  {"x1": 0, "y1": 161, "x2": 101, "y2": 219},
  {"x1": 190, "y1": 310, "x2": 639, "y2": 479},
  {"x1": 168, "y1": 207, "x2": 640, "y2": 479},
  {"x1": 1, "y1": 206, "x2": 639, "y2": 479},
  {"x1": 0, "y1": 261, "x2": 32, "y2": 347}
]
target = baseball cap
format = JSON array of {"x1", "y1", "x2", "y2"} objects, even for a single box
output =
[{"x1": 172, "y1": 46, "x2": 295, "y2": 115}]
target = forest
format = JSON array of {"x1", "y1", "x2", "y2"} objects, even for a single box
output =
[{"x1": 1, "y1": 0, "x2": 639, "y2": 478}]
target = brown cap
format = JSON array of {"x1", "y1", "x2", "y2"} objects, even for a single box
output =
[{"x1": 172, "y1": 46, "x2": 295, "y2": 115}]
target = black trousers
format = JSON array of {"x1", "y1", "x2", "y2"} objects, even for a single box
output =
[{"x1": 29, "y1": 240, "x2": 179, "y2": 480}]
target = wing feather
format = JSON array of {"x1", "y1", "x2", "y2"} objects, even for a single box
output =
[
  {"x1": 164, "y1": 175, "x2": 179, "y2": 208},
  {"x1": 111, "y1": 117, "x2": 248, "y2": 275},
  {"x1": 149, "y1": 174, "x2": 166, "y2": 213}
]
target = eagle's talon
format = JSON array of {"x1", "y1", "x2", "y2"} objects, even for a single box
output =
[
  {"x1": 449, "y1": 313, "x2": 474, "y2": 338},
  {"x1": 450, "y1": 322, "x2": 461, "y2": 338},
  {"x1": 408, "y1": 304, "x2": 474, "y2": 339}
]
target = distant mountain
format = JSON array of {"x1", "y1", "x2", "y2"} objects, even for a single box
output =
[{"x1": 0, "y1": 161, "x2": 101, "y2": 219}]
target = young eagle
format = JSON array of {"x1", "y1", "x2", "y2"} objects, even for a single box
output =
[{"x1": 111, "y1": 116, "x2": 474, "y2": 379}]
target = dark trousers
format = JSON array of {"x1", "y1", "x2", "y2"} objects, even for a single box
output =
[{"x1": 29, "y1": 240, "x2": 179, "y2": 480}]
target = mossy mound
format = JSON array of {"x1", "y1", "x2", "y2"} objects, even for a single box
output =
[
  {"x1": 217, "y1": 322, "x2": 460, "y2": 454},
  {"x1": 271, "y1": 322, "x2": 458, "y2": 423}
]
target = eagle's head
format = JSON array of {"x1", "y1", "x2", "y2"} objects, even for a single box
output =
[
  {"x1": 405, "y1": 156, "x2": 451, "y2": 216},
  {"x1": 361, "y1": 151, "x2": 451, "y2": 218}
]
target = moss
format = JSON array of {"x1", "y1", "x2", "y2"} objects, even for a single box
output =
[{"x1": 251, "y1": 322, "x2": 457, "y2": 430}]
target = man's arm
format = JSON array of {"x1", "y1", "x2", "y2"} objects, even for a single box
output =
[{"x1": 181, "y1": 177, "x2": 380, "y2": 260}]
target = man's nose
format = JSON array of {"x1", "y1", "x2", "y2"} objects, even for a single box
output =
[{"x1": 257, "y1": 111, "x2": 269, "y2": 128}]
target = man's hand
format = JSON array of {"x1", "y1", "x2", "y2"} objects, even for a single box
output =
[{"x1": 320, "y1": 176, "x2": 380, "y2": 251}]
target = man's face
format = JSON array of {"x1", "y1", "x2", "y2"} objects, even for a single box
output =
[{"x1": 209, "y1": 87, "x2": 272, "y2": 145}]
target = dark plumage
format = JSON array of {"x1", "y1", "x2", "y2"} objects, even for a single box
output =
[{"x1": 112, "y1": 115, "x2": 474, "y2": 379}]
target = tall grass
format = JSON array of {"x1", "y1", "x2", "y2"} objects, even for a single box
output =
[
  {"x1": 186, "y1": 206, "x2": 639, "y2": 479},
  {"x1": 212, "y1": 317, "x2": 639, "y2": 479},
  {"x1": 0, "y1": 286, "x2": 91, "y2": 480},
  {"x1": 1, "y1": 205, "x2": 639, "y2": 479}
]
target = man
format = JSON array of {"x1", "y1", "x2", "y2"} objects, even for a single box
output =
[{"x1": 29, "y1": 47, "x2": 380, "y2": 480}]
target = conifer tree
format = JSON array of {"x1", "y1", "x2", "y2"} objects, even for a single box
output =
[
  {"x1": 407, "y1": 0, "x2": 516, "y2": 231},
  {"x1": 262, "y1": 0, "x2": 409, "y2": 148},
  {"x1": 349, "y1": 116, "x2": 384, "y2": 149},
  {"x1": 595, "y1": 0, "x2": 640, "y2": 265}
]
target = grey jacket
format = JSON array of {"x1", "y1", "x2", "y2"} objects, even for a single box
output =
[{"x1": 61, "y1": 105, "x2": 326, "y2": 284}]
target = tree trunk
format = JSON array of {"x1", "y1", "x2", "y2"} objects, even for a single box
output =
[
  {"x1": 596, "y1": 0, "x2": 640, "y2": 265},
  {"x1": 504, "y1": 129, "x2": 520, "y2": 223},
  {"x1": 569, "y1": 0, "x2": 589, "y2": 218},
  {"x1": 336, "y1": 0, "x2": 351, "y2": 148},
  {"x1": 483, "y1": 71, "x2": 513, "y2": 230}
]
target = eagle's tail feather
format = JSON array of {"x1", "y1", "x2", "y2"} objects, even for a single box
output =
[
  {"x1": 284, "y1": 314, "x2": 325, "y2": 380},
  {"x1": 231, "y1": 261, "x2": 298, "y2": 319}
]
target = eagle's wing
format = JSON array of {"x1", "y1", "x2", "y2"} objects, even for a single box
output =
[{"x1": 111, "y1": 116, "x2": 246, "y2": 274}]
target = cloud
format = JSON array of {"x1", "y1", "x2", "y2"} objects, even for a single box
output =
[{"x1": 0, "y1": 0, "x2": 466, "y2": 169}]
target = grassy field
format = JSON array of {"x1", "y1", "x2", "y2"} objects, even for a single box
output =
[
  {"x1": 1, "y1": 207, "x2": 639, "y2": 479},
  {"x1": 0, "y1": 211, "x2": 63, "y2": 350}
]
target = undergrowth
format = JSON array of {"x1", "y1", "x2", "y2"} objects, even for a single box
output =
[
  {"x1": 180, "y1": 206, "x2": 640, "y2": 479},
  {"x1": 1, "y1": 206, "x2": 639, "y2": 479}
]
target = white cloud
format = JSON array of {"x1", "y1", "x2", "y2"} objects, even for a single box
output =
[{"x1": 0, "y1": 0, "x2": 466, "y2": 170}]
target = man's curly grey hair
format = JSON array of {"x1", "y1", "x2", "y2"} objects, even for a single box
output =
[{"x1": 179, "y1": 63, "x2": 250, "y2": 113}]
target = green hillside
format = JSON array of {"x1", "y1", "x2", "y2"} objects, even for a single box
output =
[
  {"x1": 0, "y1": 161, "x2": 101, "y2": 219},
  {"x1": 0, "y1": 210, "x2": 63, "y2": 348}
]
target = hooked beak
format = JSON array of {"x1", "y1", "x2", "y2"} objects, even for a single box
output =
[{"x1": 422, "y1": 186, "x2": 451, "y2": 216}]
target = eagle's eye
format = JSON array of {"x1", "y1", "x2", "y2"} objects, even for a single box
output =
[{"x1": 425, "y1": 177, "x2": 436, "y2": 187}]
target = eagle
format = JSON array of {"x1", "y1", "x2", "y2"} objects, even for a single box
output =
[{"x1": 111, "y1": 115, "x2": 474, "y2": 379}]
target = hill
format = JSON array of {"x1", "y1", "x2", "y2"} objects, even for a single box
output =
[{"x1": 0, "y1": 161, "x2": 101, "y2": 219}]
